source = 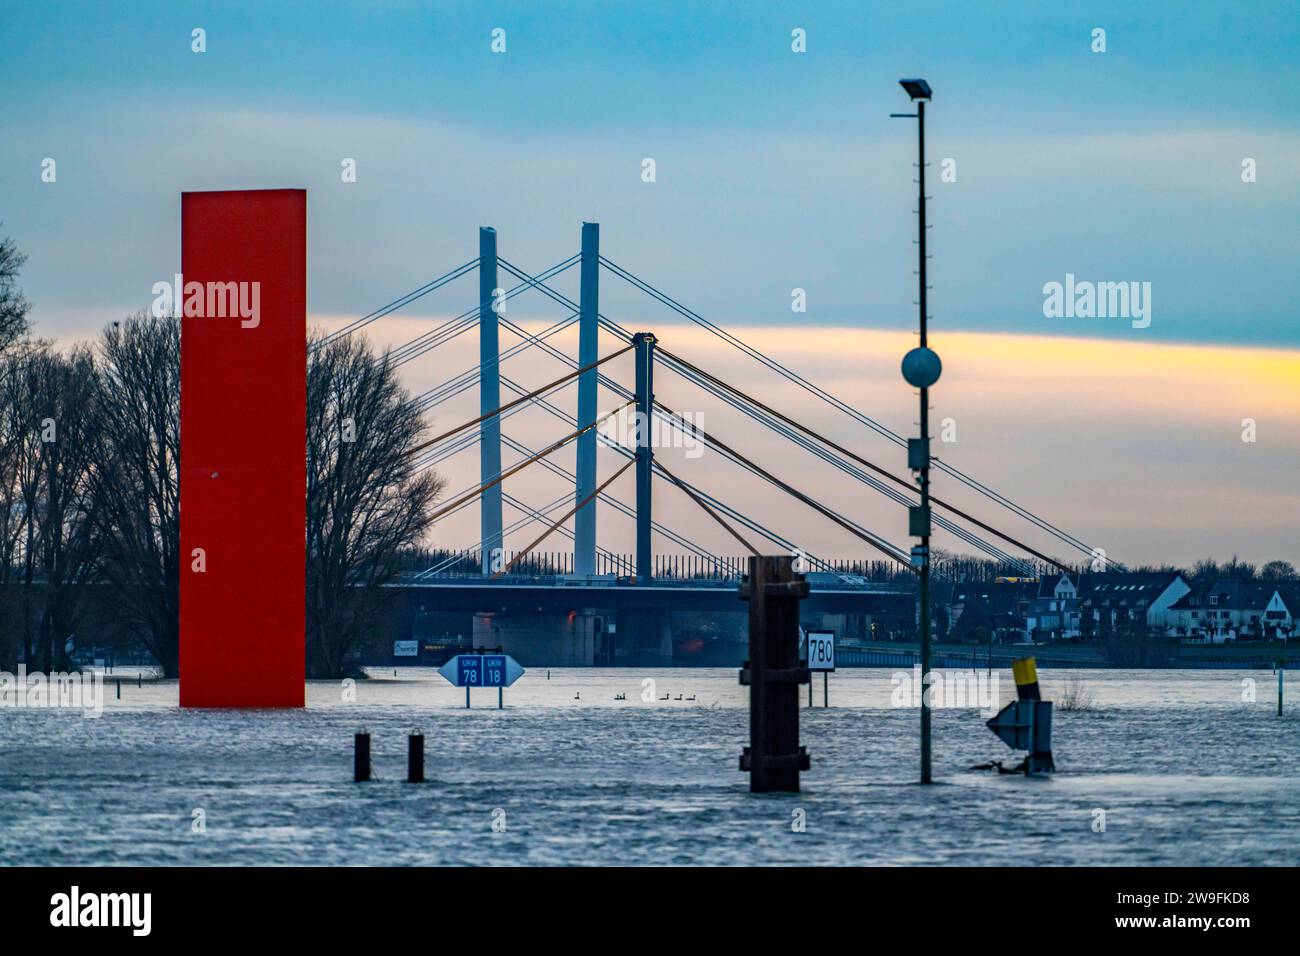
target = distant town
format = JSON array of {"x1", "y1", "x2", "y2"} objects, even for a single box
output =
[
  {"x1": 354, "y1": 551, "x2": 1300, "y2": 671},
  {"x1": 942, "y1": 562, "x2": 1298, "y2": 649}
]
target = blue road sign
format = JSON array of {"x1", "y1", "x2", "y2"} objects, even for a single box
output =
[
  {"x1": 482, "y1": 655, "x2": 507, "y2": 687},
  {"x1": 457, "y1": 655, "x2": 481, "y2": 686},
  {"x1": 439, "y1": 654, "x2": 524, "y2": 688}
]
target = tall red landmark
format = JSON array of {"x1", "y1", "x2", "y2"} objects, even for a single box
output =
[{"x1": 179, "y1": 189, "x2": 306, "y2": 707}]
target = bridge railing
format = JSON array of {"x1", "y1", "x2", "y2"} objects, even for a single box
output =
[{"x1": 400, "y1": 550, "x2": 915, "y2": 590}]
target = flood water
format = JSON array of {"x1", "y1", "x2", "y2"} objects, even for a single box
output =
[{"x1": 2, "y1": 667, "x2": 1297, "y2": 865}]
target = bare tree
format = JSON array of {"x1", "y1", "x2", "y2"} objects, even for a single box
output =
[
  {"x1": 306, "y1": 332, "x2": 442, "y2": 678},
  {"x1": 0, "y1": 346, "x2": 102, "y2": 670},
  {"x1": 0, "y1": 345, "x2": 38, "y2": 669},
  {"x1": 0, "y1": 230, "x2": 31, "y2": 353},
  {"x1": 87, "y1": 313, "x2": 181, "y2": 675}
]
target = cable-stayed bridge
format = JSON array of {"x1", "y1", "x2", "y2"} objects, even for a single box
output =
[{"x1": 324, "y1": 223, "x2": 1116, "y2": 664}]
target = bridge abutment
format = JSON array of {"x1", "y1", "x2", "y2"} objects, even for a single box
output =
[
  {"x1": 473, "y1": 609, "x2": 611, "y2": 666},
  {"x1": 468, "y1": 607, "x2": 672, "y2": 666}
]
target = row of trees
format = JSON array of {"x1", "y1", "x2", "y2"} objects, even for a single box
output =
[
  {"x1": 787, "y1": 552, "x2": 1298, "y2": 587},
  {"x1": 1186, "y1": 557, "x2": 1297, "y2": 583},
  {"x1": 0, "y1": 232, "x2": 443, "y2": 677}
]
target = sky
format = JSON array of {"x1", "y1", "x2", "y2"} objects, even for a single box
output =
[{"x1": 0, "y1": 1, "x2": 1297, "y2": 566}]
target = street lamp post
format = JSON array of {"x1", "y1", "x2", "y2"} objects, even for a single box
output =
[{"x1": 893, "y1": 77, "x2": 941, "y2": 785}]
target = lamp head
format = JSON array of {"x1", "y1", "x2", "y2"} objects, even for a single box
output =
[{"x1": 899, "y1": 78, "x2": 932, "y2": 101}]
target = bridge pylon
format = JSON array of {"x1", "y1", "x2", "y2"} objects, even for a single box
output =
[
  {"x1": 479, "y1": 226, "x2": 503, "y2": 574},
  {"x1": 633, "y1": 331, "x2": 656, "y2": 584},
  {"x1": 574, "y1": 222, "x2": 600, "y2": 576}
]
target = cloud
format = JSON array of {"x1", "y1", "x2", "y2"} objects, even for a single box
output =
[
  {"x1": 314, "y1": 310, "x2": 1300, "y2": 567},
  {"x1": 5, "y1": 103, "x2": 1298, "y2": 348}
]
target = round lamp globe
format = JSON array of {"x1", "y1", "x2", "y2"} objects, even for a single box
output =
[{"x1": 901, "y1": 346, "x2": 942, "y2": 389}]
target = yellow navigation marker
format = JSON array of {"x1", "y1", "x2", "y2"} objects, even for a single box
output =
[{"x1": 1012, "y1": 657, "x2": 1041, "y2": 701}]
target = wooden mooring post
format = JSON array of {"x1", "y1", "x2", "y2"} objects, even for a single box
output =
[
  {"x1": 738, "y1": 555, "x2": 811, "y2": 792},
  {"x1": 354, "y1": 732, "x2": 371, "y2": 782},
  {"x1": 407, "y1": 733, "x2": 425, "y2": 783}
]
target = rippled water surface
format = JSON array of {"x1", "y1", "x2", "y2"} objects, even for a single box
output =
[{"x1": 2, "y1": 667, "x2": 1298, "y2": 865}]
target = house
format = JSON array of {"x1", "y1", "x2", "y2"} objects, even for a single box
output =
[
  {"x1": 1081, "y1": 571, "x2": 1192, "y2": 636},
  {"x1": 947, "y1": 580, "x2": 1036, "y2": 644},
  {"x1": 1168, "y1": 578, "x2": 1298, "y2": 641},
  {"x1": 1261, "y1": 585, "x2": 1298, "y2": 640},
  {"x1": 1024, "y1": 573, "x2": 1080, "y2": 639},
  {"x1": 1026, "y1": 571, "x2": 1190, "y2": 641}
]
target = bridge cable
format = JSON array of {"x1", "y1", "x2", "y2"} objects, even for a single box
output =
[
  {"x1": 492, "y1": 364, "x2": 792, "y2": 566},
  {"x1": 389, "y1": 254, "x2": 579, "y2": 369},
  {"x1": 418, "y1": 488, "x2": 633, "y2": 578},
  {"x1": 657, "y1": 346, "x2": 1071, "y2": 574},
  {"x1": 653, "y1": 403, "x2": 916, "y2": 571},
  {"x1": 502, "y1": 492, "x2": 638, "y2": 573},
  {"x1": 598, "y1": 255, "x2": 1117, "y2": 567},
  {"x1": 494, "y1": 459, "x2": 637, "y2": 578},
  {"x1": 406, "y1": 344, "x2": 633, "y2": 459},
  {"x1": 649, "y1": 461, "x2": 931, "y2": 581},
  {"x1": 499, "y1": 424, "x2": 721, "y2": 563},
  {"x1": 654, "y1": 461, "x2": 760, "y2": 557},
  {"x1": 410, "y1": 315, "x2": 579, "y2": 414},
  {"x1": 424, "y1": 399, "x2": 636, "y2": 524},
  {"x1": 651, "y1": 355, "x2": 1034, "y2": 572},
  {"x1": 497, "y1": 260, "x2": 1030, "y2": 570},
  {"x1": 313, "y1": 257, "x2": 479, "y2": 351}
]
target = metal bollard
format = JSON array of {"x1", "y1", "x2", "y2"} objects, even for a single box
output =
[
  {"x1": 354, "y1": 732, "x2": 371, "y2": 782},
  {"x1": 738, "y1": 555, "x2": 811, "y2": 793},
  {"x1": 985, "y1": 658, "x2": 1055, "y2": 774},
  {"x1": 407, "y1": 734, "x2": 425, "y2": 783}
]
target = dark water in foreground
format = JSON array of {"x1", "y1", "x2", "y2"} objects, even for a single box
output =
[{"x1": 1, "y1": 667, "x2": 1297, "y2": 865}]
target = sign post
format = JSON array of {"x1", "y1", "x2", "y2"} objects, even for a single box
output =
[
  {"x1": 438, "y1": 654, "x2": 525, "y2": 708},
  {"x1": 806, "y1": 630, "x2": 835, "y2": 707}
]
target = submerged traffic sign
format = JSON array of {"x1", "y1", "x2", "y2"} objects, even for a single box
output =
[
  {"x1": 985, "y1": 699, "x2": 1055, "y2": 774},
  {"x1": 439, "y1": 654, "x2": 525, "y2": 708},
  {"x1": 987, "y1": 700, "x2": 1040, "y2": 751},
  {"x1": 438, "y1": 654, "x2": 524, "y2": 688}
]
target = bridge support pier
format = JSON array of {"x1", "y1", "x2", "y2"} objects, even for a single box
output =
[
  {"x1": 574, "y1": 222, "x2": 599, "y2": 577},
  {"x1": 479, "y1": 226, "x2": 503, "y2": 575},
  {"x1": 474, "y1": 610, "x2": 607, "y2": 666},
  {"x1": 633, "y1": 332, "x2": 656, "y2": 584}
]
